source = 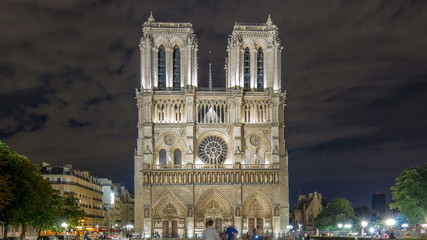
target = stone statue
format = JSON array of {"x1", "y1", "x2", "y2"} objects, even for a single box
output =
[
  {"x1": 187, "y1": 206, "x2": 193, "y2": 217},
  {"x1": 235, "y1": 207, "x2": 241, "y2": 216}
]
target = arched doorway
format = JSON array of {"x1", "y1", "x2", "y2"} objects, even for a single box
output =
[
  {"x1": 195, "y1": 189, "x2": 233, "y2": 235},
  {"x1": 152, "y1": 191, "x2": 186, "y2": 238},
  {"x1": 242, "y1": 192, "x2": 272, "y2": 234}
]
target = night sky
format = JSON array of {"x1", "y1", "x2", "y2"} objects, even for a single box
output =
[{"x1": 1, "y1": 0, "x2": 427, "y2": 208}]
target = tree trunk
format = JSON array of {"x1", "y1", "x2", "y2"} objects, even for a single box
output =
[
  {"x1": 20, "y1": 224, "x2": 26, "y2": 240},
  {"x1": 4, "y1": 223, "x2": 9, "y2": 238}
]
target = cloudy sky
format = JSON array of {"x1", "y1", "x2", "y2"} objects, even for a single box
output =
[{"x1": 1, "y1": 0, "x2": 426, "y2": 207}]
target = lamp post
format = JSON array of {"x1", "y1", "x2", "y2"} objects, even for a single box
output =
[
  {"x1": 385, "y1": 219, "x2": 396, "y2": 229},
  {"x1": 338, "y1": 223, "x2": 343, "y2": 236},
  {"x1": 61, "y1": 222, "x2": 68, "y2": 234},
  {"x1": 361, "y1": 221, "x2": 368, "y2": 236}
]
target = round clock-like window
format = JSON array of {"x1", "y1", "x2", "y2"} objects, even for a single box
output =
[{"x1": 199, "y1": 136, "x2": 228, "y2": 164}]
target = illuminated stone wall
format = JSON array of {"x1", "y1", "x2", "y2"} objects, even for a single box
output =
[{"x1": 134, "y1": 13, "x2": 289, "y2": 238}]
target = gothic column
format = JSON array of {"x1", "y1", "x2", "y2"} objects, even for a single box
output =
[
  {"x1": 250, "y1": 49, "x2": 257, "y2": 90},
  {"x1": 166, "y1": 47, "x2": 173, "y2": 89},
  {"x1": 152, "y1": 47, "x2": 159, "y2": 88}
]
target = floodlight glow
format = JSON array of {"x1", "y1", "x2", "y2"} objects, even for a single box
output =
[
  {"x1": 110, "y1": 192, "x2": 114, "y2": 204},
  {"x1": 286, "y1": 225, "x2": 293, "y2": 230},
  {"x1": 369, "y1": 227, "x2": 375, "y2": 234},
  {"x1": 338, "y1": 223, "x2": 343, "y2": 228},
  {"x1": 385, "y1": 219, "x2": 396, "y2": 227},
  {"x1": 344, "y1": 224, "x2": 352, "y2": 229},
  {"x1": 402, "y1": 223, "x2": 409, "y2": 228},
  {"x1": 61, "y1": 222, "x2": 68, "y2": 228},
  {"x1": 361, "y1": 221, "x2": 368, "y2": 227}
]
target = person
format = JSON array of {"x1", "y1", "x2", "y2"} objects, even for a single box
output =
[
  {"x1": 84, "y1": 233, "x2": 90, "y2": 240},
  {"x1": 225, "y1": 225, "x2": 238, "y2": 240},
  {"x1": 202, "y1": 219, "x2": 221, "y2": 240}
]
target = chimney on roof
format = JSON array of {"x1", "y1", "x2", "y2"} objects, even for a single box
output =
[{"x1": 63, "y1": 164, "x2": 73, "y2": 169}]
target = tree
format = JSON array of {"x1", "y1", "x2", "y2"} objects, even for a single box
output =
[
  {"x1": 354, "y1": 205, "x2": 372, "y2": 219},
  {"x1": 0, "y1": 141, "x2": 57, "y2": 238},
  {"x1": 314, "y1": 198, "x2": 355, "y2": 231},
  {"x1": 390, "y1": 162, "x2": 427, "y2": 225},
  {"x1": 0, "y1": 160, "x2": 14, "y2": 211},
  {"x1": 30, "y1": 193, "x2": 84, "y2": 235}
]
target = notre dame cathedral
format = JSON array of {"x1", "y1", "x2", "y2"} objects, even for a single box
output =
[{"x1": 134, "y1": 13, "x2": 289, "y2": 238}]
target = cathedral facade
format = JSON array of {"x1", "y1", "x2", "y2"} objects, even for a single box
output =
[{"x1": 134, "y1": 13, "x2": 289, "y2": 238}]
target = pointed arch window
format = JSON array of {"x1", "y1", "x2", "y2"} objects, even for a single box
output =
[
  {"x1": 158, "y1": 45, "x2": 166, "y2": 90},
  {"x1": 159, "y1": 149, "x2": 166, "y2": 165},
  {"x1": 245, "y1": 149, "x2": 251, "y2": 164},
  {"x1": 173, "y1": 46, "x2": 181, "y2": 90},
  {"x1": 243, "y1": 48, "x2": 250, "y2": 90},
  {"x1": 257, "y1": 48, "x2": 264, "y2": 91},
  {"x1": 258, "y1": 150, "x2": 265, "y2": 164},
  {"x1": 173, "y1": 149, "x2": 182, "y2": 165}
]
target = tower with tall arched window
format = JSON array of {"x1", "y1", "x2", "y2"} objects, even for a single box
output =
[{"x1": 135, "y1": 13, "x2": 288, "y2": 239}]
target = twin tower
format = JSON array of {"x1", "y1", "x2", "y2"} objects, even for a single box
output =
[{"x1": 134, "y1": 13, "x2": 289, "y2": 238}]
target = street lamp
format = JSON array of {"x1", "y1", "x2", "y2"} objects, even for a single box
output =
[
  {"x1": 338, "y1": 223, "x2": 343, "y2": 229},
  {"x1": 385, "y1": 219, "x2": 396, "y2": 228},
  {"x1": 61, "y1": 222, "x2": 68, "y2": 233},
  {"x1": 361, "y1": 221, "x2": 368, "y2": 236}
]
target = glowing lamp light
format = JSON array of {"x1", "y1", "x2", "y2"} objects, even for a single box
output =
[
  {"x1": 286, "y1": 225, "x2": 293, "y2": 230},
  {"x1": 361, "y1": 221, "x2": 368, "y2": 228},
  {"x1": 402, "y1": 223, "x2": 409, "y2": 229},
  {"x1": 61, "y1": 222, "x2": 68, "y2": 228},
  {"x1": 385, "y1": 219, "x2": 396, "y2": 227},
  {"x1": 369, "y1": 227, "x2": 375, "y2": 234},
  {"x1": 344, "y1": 224, "x2": 352, "y2": 229},
  {"x1": 338, "y1": 223, "x2": 343, "y2": 229}
]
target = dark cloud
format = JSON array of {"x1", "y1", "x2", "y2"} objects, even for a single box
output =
[
  {"x1": 0, "y1": 0, "x2": 426, "y2": 207},
  {"x1": 68, "y1": 119, "x2": 90, "y2": 128}
]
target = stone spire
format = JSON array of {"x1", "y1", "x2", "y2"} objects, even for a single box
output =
[
  {"x1": 208, "y1": 51, "x2": 213, "y2": 91},
  {"x1": 208, "y1": 63, "x2": 213, "y2": 91},
  {"x1": 148, "y1": 11, "x2": 155, "y2": 23},
  {"x1": 266, "y1": 14, "x2": 273, "y2": 27}
]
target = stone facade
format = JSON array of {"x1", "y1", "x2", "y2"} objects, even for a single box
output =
[
  {"x1": 41, "y1": 163, "x2": 106, "y2": 229},
  {"x1": 134, "y1": 13, "x2": 289, "y2": 238},
  {"x1": 292, "y1": 192, "x2": 325, "y2": 231}
]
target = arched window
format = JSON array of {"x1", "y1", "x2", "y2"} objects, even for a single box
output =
[
  {"x1": 159, "y1": 149, "x2": 166, "y2": 165},
  {"x1": 173, "y1": 149, "x2": 182, "y2": 165},
  {"x1": 245, "y1": 149, "x2": 251, "y2": 164},
  {"x1": 173, "y1": 46, "x2": 181, "y2": 90},
  {"x1": 257, "y1": 48, "x2": 264, "y2": 91},
  {"x1": 158, "y1": 45, "x2": 166, "y2": 90},
  {"x1": 258, "y1": 150, "x2": 265, "y2": 164},
  {"x1": 243, "y1": 48, "x2": 250, "y2": 90}
]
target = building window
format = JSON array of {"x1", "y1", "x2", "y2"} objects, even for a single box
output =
[
  {"x1": 257, "y1": 48, "x2": 264, "y2": 91},
  {"x1": 243, "y1": 48, "x2": 250, "y2": 90},
  {"x1": 173, "y1": 46, "x2": 180, "y2": 90},
  {"x1": 57, "y1": 178, "x2": 61, "y2": 183},
  {"x1": 258, "y1": 150, "x2": 265, "y2": 164},
  {"x1": 158, "y1": 45, "x2": 166, "y2": 90},
  {"x1": 159, "y1": 149, "x2": 167, "y2": 165},
  {"x1": 245, "y1": 149, "x2": 251, "y2": 164},
  {"x1": 173, "y1": 149, "x2": 182, "y2": 164}
]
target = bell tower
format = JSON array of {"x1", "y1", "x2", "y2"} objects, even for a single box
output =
[
  {"x1": 139, "y1": 12, "x2": 198, "y2": 90},
  {"x1": 226, "y1": 15, "x2": 282, "y2": 92}
]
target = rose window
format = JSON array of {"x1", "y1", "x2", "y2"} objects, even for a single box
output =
[{"x1": 198, "y1": 136, "x2": 228, "y2": 164}]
